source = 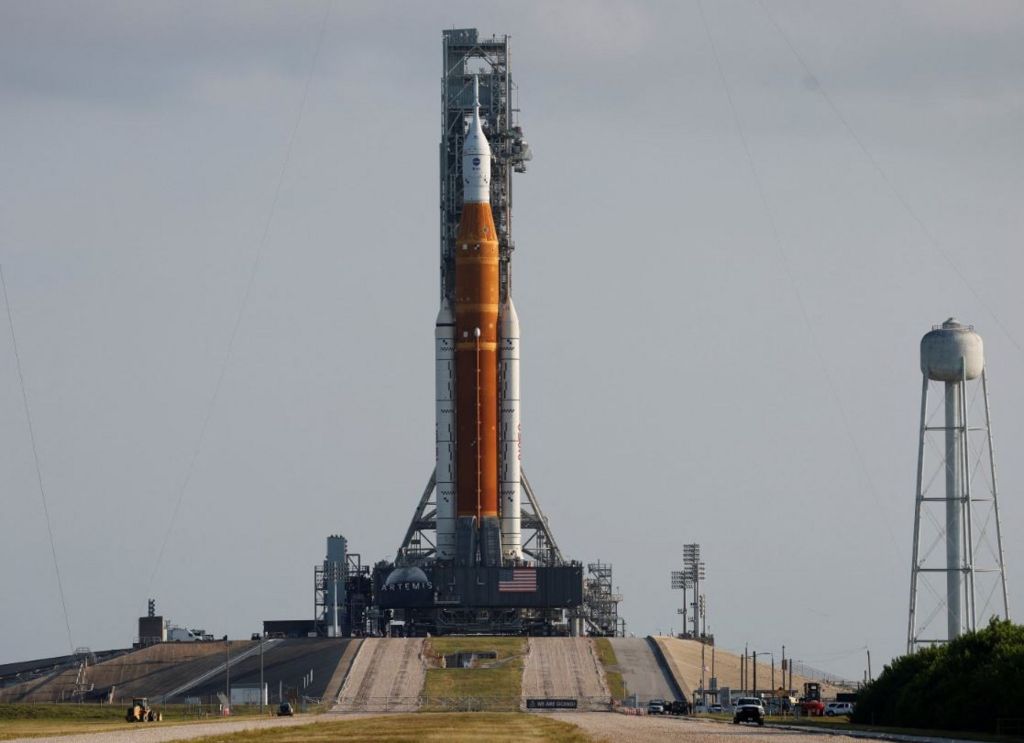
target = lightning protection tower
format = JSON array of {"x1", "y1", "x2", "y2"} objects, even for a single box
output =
[{"x1": 907, "y1": 318, "x2": 1009, "y2": 652}]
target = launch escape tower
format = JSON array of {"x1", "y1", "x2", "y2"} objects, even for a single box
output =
[
  {"x1": 370, "y1": 29, "x2": 619, "y2": 636},
  {"x1": 907, "y1": 319, "x2": 1009, "y2": 652}
]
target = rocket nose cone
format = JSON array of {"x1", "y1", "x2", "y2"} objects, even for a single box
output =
[
  {"x1": 436, "y1": 299, "x2": 454, "y2": 325},
  {"x1": 500, "y1": 297, "x2": 520, "y2": 335}
]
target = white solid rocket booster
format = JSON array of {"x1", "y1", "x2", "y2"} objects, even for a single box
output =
[
  {"x1": 499, "y1": 297, "x2": 522, "y2": 559},
  {"x1": 434, "y1": 299, "x2": 456, "y2": 560}
]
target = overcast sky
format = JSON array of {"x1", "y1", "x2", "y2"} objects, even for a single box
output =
[{"x1": 2, "y1": 1, "x2": 1022, "y2": 680}]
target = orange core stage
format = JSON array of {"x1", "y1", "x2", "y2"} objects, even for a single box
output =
[{"x1": 454, "y1": 201, "x2": 500, "y2": 521}]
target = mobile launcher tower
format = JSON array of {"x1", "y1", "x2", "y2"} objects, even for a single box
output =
[{"x1": 372, "y1": 30, "x2": 586, "y2": 636}]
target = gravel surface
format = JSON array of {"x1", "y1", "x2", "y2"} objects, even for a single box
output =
[
  {"x1": 333, "y1": 638, "x2": 425, "y2": 712},
  {"x1": 521, "y1": 638, "x2": 608, "y2": 708},
  {"x1": 552, "y1": 713, "x2": 861, "y2": 743}
]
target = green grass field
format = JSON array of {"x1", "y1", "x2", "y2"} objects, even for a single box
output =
[
  {"x1": 0, "y1": 702, "x2": 272, "y2": 741},
  {"x1": 189, "y1": 713, "x2": 590, "y2": 743},
  {"x1": 591, "y1": 638, "x2": 625, "y2": 701},
  {"x1": 421, "y1": 638, "x2": 526, "y2": 711}
]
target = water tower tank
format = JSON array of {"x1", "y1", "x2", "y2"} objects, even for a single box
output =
[{"x1": 920, "y1": 318, "x2": 983, "y2": 382}]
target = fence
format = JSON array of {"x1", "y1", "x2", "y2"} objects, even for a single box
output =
[{"x1": 333, "y1": 695, "x2": 613, "y2": 713}]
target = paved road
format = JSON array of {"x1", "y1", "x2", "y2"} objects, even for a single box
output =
[
  {"x1": 521, "y1": 638, "x2": 608, "y2": 709},
  {"x1": 2, "y1": 713, "x2": 364, "y2": 743},
  {"x1": 552, "y1": 714, "x2": 866, "y2": 743},
  {"x1": 6, "y1": 712, "x2": 995, "y2": 743},
  {"x1": 333, "y1": 638, "x2": 425, "y2": 713},
  {"x1": 607, "y1": 637, "x2": 681, "y2": 704}
]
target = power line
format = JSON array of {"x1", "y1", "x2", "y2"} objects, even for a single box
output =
[
  {"x1": 147, "y1": 0, "x2": 334, "y2": 591},
  {"x1": 695, "y1": 0, "x2": 901, "y2": 557},
  {"x1": 1, "y1": 264, "x2": 74, "y2": 653},
  {"x1": 758, "y1": 0, "x2": 1022, "y2": 355}
]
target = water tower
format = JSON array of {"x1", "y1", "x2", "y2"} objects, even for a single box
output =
[{"x1": 907, "y1": 318, "x2": 1009, "y2": 652}]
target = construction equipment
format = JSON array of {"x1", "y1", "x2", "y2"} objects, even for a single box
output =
[
  {"x1": 125, "y1": 697, "x2": 161, "y2": 722},
  {"x1": 799, "y1": 682, "x2": 824, "y2": 716}
]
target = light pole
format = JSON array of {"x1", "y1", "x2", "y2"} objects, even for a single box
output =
[
  {"x1": 753, "y1": 651, "x2": 774, "y2": 707},
  {"x1": 225, "y1": 641, "x2": 230, "y2": 711}
]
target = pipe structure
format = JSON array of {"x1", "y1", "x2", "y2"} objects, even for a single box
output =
[{"x1": 944, "y1": 379, "x2": 962, "y2": 640}]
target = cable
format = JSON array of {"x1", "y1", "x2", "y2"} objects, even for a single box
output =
[
  {"x1": 147, "y1": 0, "x2": 334, "y2": 591},
  {"x1": 758, "y1": 0, "x2": 1022, "y2": 355},
  {"x1": 1, "y1": 264, "x2": 75, "y2": 653},
  {"x1": 695, "y1": 0, "x2": 902, "y2": 557}
]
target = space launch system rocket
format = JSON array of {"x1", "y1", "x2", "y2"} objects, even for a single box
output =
[{"x1": 434, "y1": 77, "x2": 522, "y2": 567}]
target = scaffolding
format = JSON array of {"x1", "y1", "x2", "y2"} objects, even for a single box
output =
[
  {"x1": 439, "y1": 28, "x2": 531, "y2": 305},
  {"x1": 314, "y1": 552, "x2": 364, "y2": 636},
  {"x1": 582, "y1": 561, "x2": 623, "y2": 636}
]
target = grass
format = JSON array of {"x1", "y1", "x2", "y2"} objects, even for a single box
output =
[
  {"x1": 188, "y1": 712, "x2": 591, "y2": 742},
  {"x1": 421, "y1": 638, "x2": 526, "y2": 711},
  {"x1": 591, "y1": 638, "x2": 625, "y2": 701},
  {"x1": 0, "y1": 703, "x2": 274, "y2": 741},
  {"x1": 766, "y1": 715, "x2": 1024, "y2": 743}
]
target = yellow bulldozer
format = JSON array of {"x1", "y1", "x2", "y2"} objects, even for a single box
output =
[{"x1": 125, "y1": 697, "x2": 162, "y2": 722}]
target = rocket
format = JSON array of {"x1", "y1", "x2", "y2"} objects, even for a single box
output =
[{"x1": 434, "y1": 76, "x2": 522, "y2": 566}]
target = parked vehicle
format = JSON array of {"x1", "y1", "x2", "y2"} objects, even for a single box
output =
[
  {"x1": 800, "y1": 682, "x2": 825, "y2": 716},
  {"x1": 733, "y1": 697, "x2": 766, "y2": 726},
  {"x1": 825, "y1": 701, "x2": 854, "y2": 716},
  {"x1": 647, "y1": 699, "x2": 666, "y2": 714},
  {"x1": 709, "y1": 703, "x2": 724, "y2": 713},
  {"x1": 277, "y1": 702, "x2": 294, "y2": 717}
]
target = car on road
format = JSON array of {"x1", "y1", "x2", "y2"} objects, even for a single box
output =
[
  {"x1": 733, "y1": 697, "x2": 766, "y2": 726},
  {"x1": 647, "y1": 699, "x2": 666, "y2": 714},
  {"x1": 667, "y1": 700, "x2": 690, "y2": 715},
  {"x1": 709, "y1": 703, "x2": 724, "y2": 713},
  {"x1": 825, "y1": 701, "x2": 854, "y2": 716}
]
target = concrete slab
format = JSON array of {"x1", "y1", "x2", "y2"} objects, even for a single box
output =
[{"x1": 608, "y1": 637, "x2": 682, "y2": 704}]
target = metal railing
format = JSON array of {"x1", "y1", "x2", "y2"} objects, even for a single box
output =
[{"x1": 332, "y1": 695, "x2": 613, "y2": 713}]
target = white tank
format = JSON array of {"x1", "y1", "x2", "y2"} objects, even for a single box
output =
[{"x1": 920, "y1": 318, "x2": 984, "y2": 382}]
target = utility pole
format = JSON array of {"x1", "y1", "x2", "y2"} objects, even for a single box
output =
[
  {"x1": 743, "y1": 643, "x2": 748, "y2": 692},
  {"x1": 259, "y1": 635, "x2": 264, "y2": 714},
  {"x1": 753, "y1": 651, "x2": 758, "y2": 695},
  {"x1": 701, "y1": 641, "x2": 706, "y2": 701},
  {"x1": 782, "y1": 645, "x2": 786, "y2": 692},
  {"x1": 866, "y1": 648, "x2": 872, "y2": 681},
  {"x1": 225, "y1": 642, "x2": 230, "y2": 707},
  {"x1": 771, "y1": 655, "x2": 775, "y2": 694}
]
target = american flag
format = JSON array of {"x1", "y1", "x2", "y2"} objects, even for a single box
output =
[{"x1": 498, "y1": 568, "x2": 537, "y2": 593}]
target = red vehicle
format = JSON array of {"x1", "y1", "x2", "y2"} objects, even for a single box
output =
[{"x1": 799, "y1": 683, "x2": 825, "y2": 716}]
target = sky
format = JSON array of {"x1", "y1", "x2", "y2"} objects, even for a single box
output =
[{"x1": 1, "y1": 0, "x2": 1022, "y2": 682}]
